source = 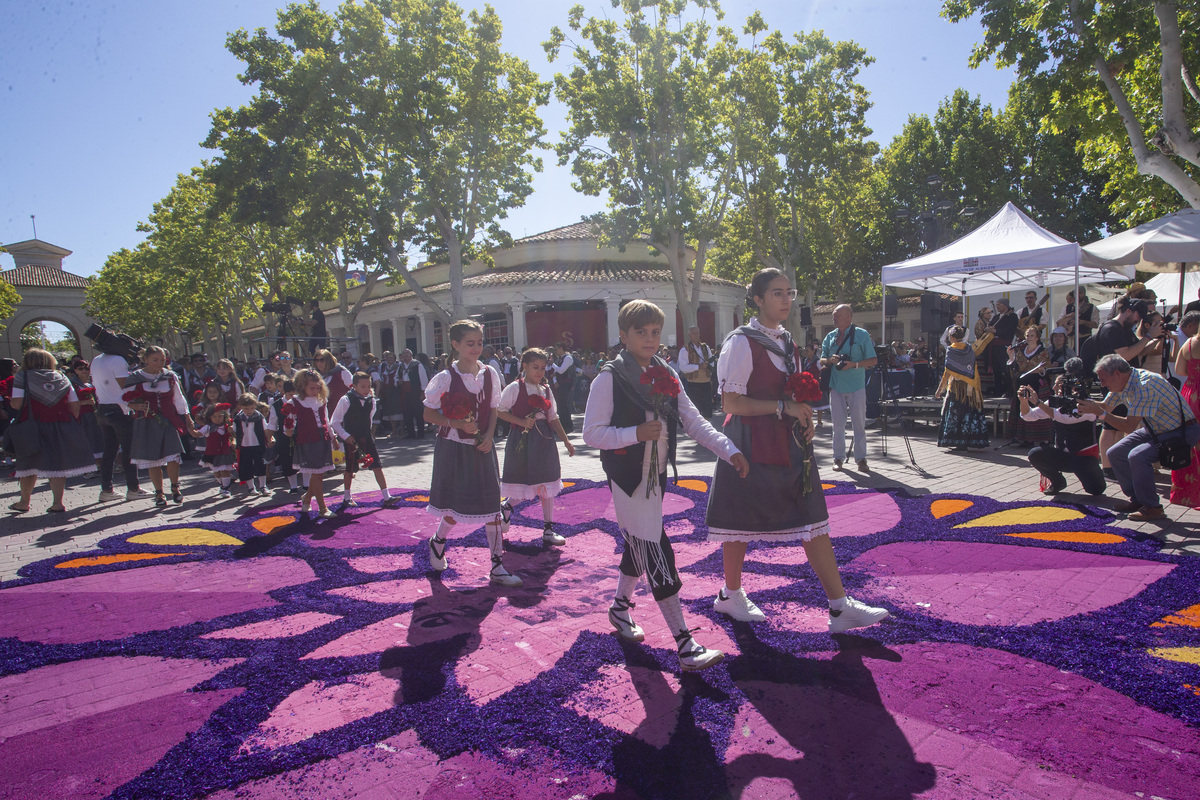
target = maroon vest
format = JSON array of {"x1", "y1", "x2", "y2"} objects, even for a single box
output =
[
  {"x1": 437, "y1": 367, "x2": 494, "y2": 438},
  {"x1": 510, "y1": 380, "x2": 549, "y2": 418},
  {"x1": 734, "y1": 337, "x2": 797, "y2": 467},
  {"x1": 295, "y1": 401, "x2": 331, "y2": 445}
]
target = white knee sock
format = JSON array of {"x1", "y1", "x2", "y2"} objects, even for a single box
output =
[
  {"x1": 287, "y1": 474, "x2": 299, "y2": 489},
  {"x1": 435, "y1": 518, "x2": 454, "y2": 542},
  {"x1": 656, "y1": 593, "x2": 689, "y2": 641},
  {"x1": 541, "y1": 495, "x2": 554, "y2": 525},
  {"x1": 614, "y1": 572, "x2": 640, "y2": 606},
  {"x1": 486, "y1": 521, "x2": 511, "y2": 574},
  {"x1": 219, "y1": 476, "x2": 231, "y2": 489}
]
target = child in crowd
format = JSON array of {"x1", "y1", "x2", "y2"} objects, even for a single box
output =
[
  {"x1": 125, "y1": 345, "x2": 198, "y2": 507},
  {"x1": 287, "y1": 369, "x2": 335, "y2": 517},
  {"x1": 582, "y1": 300, "x2": 749, "y2": 673},
  {"x1": 496, "y1": 347, "x2": 575, "y2": 545},
  {"x1": 235, "y1": 394, "x2": 271, "y2": 497},
  {"x1": 259, "y1": 373, "x2": 280, "y2": 483},
  {"x1": 422, "y1": 320, "x2": 520, "y2": 587},
  {"x1": 331, "y1": 371, "x2": 398, "y2": 508},
  {"x1": 197, "y1": 403, "x2": 237, "y2": 497},
  {"x1": 214, "y1": 358, "x2": 244, "y2": 405},
  {"x1": 268, "y1": 377, "x2": 301, "y2": 494}
]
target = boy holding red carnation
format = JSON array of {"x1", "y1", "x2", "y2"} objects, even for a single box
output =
[{"x1": 583, "y1": 300, "x2": 750, "y2": 673}]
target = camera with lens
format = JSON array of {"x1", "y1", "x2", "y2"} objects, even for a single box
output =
[
  {"x1": 1162, "y1": 322, "x2": 1178, "y2": 334},
  {"x1": 84, "y1": 323, "x2": 145, "y2": 361},
  {"x1": 261, "y1": 297, "x2": 304, "y2": 316},
  {"x1": 1044, "y1": 357, "x2": 1093, "y2": 414},
  {"x1": 873, "y1": 344, "x2": 895, "y2": 370}
]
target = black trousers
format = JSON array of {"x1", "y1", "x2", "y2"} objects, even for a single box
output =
[
  {"x1": 618, "y1": 530, "x2": 682, "y2": 601},
  {"x1": 97, "y1": 405, "x2": 138, "y2": 491},
  {"x1": 684, "y1": 378, "x2": 713, "y2": 417},
  {"x1": 554, "y1": 383, "x2": 574, "y2": 433},
  {"x1": 404, "y1": 398, "x2": 427, "y2": 438},
  {"x1": 238, "y1": 445, "x2": 266, "y2": 481},
  {"x1": 1028, "y1": 445, "x2": 1105, "y2": 495}
]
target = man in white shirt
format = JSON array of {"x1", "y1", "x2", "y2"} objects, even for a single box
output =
[
  {"x1": 677, "y1": 326, "x2": 715, "y2": 417},
  {"x1": 939, "y1": 311, "x2": 972, "y2": 352},
  {"x1": 548, "y1": 342, "x2": 576, "y2": 434},
  {"x1": 399, "y1": 349, "x2": 430, "y2": 439},
  {"x1": 91, "y1": 350, "x2": 145, "y2": 501}
]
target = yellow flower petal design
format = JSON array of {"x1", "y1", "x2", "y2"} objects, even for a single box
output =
[
  {"x1": 676, "y1": 479, "x2": 708, "y2": 492},
  {"x1": 56, "y1": 553, "x2": 189, "y2": 569},
  {"x1": 561, "y1": 482, "x2": 575, "y2": 488},
  {"x1": 931, "y1": 499, "x2": 974, "y2": 519},
  {"x1": 128, "y1": 528, "x2": 243, "y2": 546},
  {"x1": 954, "y1": 507, "x2": 1084, "y2": 528},
  {"x1": 409, "y1": 494, "x2": 430, "y2": 502},
  {"x1": 252, "y1": 516, "x2": 297, "y2": 534},
  {"x1": 1147, "y1": 647, "x2": 1200, "y2": 666},
  {"x1": 1151, "y1": 604, "x2": 1200, "y2": 628},
  {"x1": 1005, "y1": 531, "x2": 1126, "y2": 545},
  {"x1": 821, "y1": 483, "x2": 835, "y2": 490}
]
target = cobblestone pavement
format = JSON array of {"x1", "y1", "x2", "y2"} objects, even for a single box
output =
[{"x1": 2, "y1": 415, "x2": 1199, "y2": 800}]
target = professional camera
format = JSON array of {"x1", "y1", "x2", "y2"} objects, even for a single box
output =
[
  {"x1": 261, "y1": 297, "x2": 304, "y2": 316},
  {"x1": 84, "y1": 323, "x2": 145, "y2": 361},
  {"x1": 1044, "y1": 357, "x2": 1094, "y2": 414},
  {"x1": 873, "y1": 344, "x2": 895, "y2": 371}
]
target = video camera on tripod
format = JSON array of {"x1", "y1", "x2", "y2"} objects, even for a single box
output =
[
  {"x1": 1040, "y1": 357, "x2": 1094, "y2": 415},
  {"x1": 84, "y1": 323, "x2": 145, "y2": 361},
  {"x1": 261, "y1": 297, "x2": 304, "y2": 316}
]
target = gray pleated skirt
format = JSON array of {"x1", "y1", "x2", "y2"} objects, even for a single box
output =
[{"x1": 428, "y1": 436, "x2": 502, "y2": 524}]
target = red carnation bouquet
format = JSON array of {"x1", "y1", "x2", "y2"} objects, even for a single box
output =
[
  {"x1": 121, "y1": 386, "x2": 166, "y2": 427},
  {"x1": 784, "y1": 370, "x2": 822, "y2": 493},
  {"x1": 639, "y1": 365, "x2": 681, "y2": 497},
  {"x1": 441, "y1": 391, "x2": 483, "y2": 445},
  {"x1": 0, "y1": 376, "x2": 12, "y2": 401},
  {"x1": 515, "y1": 393, "x2": 553, "y2": 454},
  {"x1": 280, "y1": 400, "x2": 298, "y2": 436}
]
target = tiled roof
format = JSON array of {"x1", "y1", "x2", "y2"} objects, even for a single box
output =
[
  {"x1": 362, "y1": 261, "x2": 742, "y2": 309},
  {"x1": 813, "y1": 295, "x2": 946, "y2": 314},
  {"x1": 514, "y1": 221, "x2": 598, "y2": 243},
  {"x1": 0, "y1": 264, "x2": 91, "y2": 289}
]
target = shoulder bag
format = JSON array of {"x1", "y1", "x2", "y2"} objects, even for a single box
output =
[
  {"x1": 2, "y1": 373, "x2": 42, "y2": 459},
  {"x1": 1146, "y1": 391, "x2": 1193, "y2": 470}
]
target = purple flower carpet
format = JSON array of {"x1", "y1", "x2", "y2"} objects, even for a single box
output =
[{"x1": 2, "y1": 478, "x2": 1199, "y2": 799}]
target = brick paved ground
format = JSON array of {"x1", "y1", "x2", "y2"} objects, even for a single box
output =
[
  {"x1": 2, "y1": 413, "x2": 1199, "y2": 800},
  {"x1": 3, "y1": 416, "x2": 1198, "y2": 582}
]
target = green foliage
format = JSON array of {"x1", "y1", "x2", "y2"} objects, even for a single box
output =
[
  {"x1": 942, "y1": 0, "x2": 1200, "y2": 224},
  {"x1": 0, "y1": 280, "x2": 20, "y2": 333},
  {"x1": 206, "y1": 0, "x2": 548, "y2": 325},
  {"x1": 547, "y1": 0, "x2": 740, "y2": 330},
  {"x1": 709, "y1": 25, "x2": 878, "y2": 317}
]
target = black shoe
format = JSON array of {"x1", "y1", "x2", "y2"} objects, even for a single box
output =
[
  {"x1": 171, "y1": 486, "x2": 183, "y2": 504},
  {"x1": 1112, "y1": 498, "x2": 1142, "y2": 513},
  {"x1": 1102, "y1": 467, "x2": 1115, "y2": 480},
  {"x1": 1042, "y1": 480, "x2": 1068, "y2": 495},
  {"x1": 154, "y1": 492, "x2": 167, "y2": 508}
]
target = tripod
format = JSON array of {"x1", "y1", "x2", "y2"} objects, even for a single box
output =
[{"x1": 877, "y1": 366, "x2": 920, "y2": 471}]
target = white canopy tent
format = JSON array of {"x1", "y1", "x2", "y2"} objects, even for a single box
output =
[
  {"x1": 881, "y1": 202, "x2": 1134, "y2": 348},
  {"x1": 1083, "y1": 208, "x2": 1200, "y2": 323},
  {"x1": 1094, "y1": 270, "x2": 1200, "y2": 318}
]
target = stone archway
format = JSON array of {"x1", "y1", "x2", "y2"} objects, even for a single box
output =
[{"x1": 1, "y1": 239, "x2": 99, "y2": 362}]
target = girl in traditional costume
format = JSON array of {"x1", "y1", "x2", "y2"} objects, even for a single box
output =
[
  {"x1": 125, "y1": 346, "x2": 197, "y2": 506},
  {"x1": 934, "y1": 325, "x2": 992, "y2": 451}
]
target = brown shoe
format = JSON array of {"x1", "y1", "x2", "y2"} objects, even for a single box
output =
[
  {"x1": 1112, "y1": 498, "x2": 1142, "y2": 513},
  {"x1": 857, "y1": 459, "x2": 869, "y2": 473},
  {"x1": 1129, "y1": 505, "x2": 1166, "y2": 522},
  {"x1": 832, "y1": 459, "x2": 843, "y2": 471}
]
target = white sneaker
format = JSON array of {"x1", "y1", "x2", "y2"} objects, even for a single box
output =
[
  {"x1": 828, "y1": 597, "x2": 889, "y2": 633},
  {"x1": 317, "y1": 508, "x2": 336, "y2": 519},
  {"x1": 259, "y1": 487, "x2": 271, "y2": 497},
  {"x1": 126, "y1": 488, "x2": 151, "y2": 500},
  {"x1": 608, "y1": 598, "x2": 645, "y2": 642},
  {"x1": 489, "y1": 556, "x2": 522, "y2": 588},
  {"x1": 713, "y1": 587, "x2": 767, "y2": 622},
  {"x1": 542, "y1": 524, "x2": 566, "y2": 546},
  {"x1": 675, "y1": 631, "x2": 724, "y2": 672},
  {"x1": 98, "y1": 489, "x2": 120, "y2": 502},
  {"x1": 428, "y1": 537, "x2": 448, "y2": 572}
]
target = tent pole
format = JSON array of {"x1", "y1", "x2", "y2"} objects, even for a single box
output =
[
  {"x1": 1074, "y1": 266, "x2": 1080, "y2": 354},
  {"x1": 1179, "y1": 262, "x2": 1187, "y2": 321},
  {"x1": 881, "y1": 275, "x2": 886, "y2": 349}
]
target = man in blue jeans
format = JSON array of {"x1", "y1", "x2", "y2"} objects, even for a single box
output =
[
  {"x1": 820, "y1": 304, "x2": 877, "y2": 472},
  {"x1": 1080, "y1": 354, "x2": 1200, "y2": 521}
]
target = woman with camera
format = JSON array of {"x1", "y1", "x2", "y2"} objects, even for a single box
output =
[{"x1": 933, "y1": 326, "x2": 991, "y2": 451}]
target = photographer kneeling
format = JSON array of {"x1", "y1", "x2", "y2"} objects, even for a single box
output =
[
  {"x1": 1079, "y1": 354, "x2": 1200, "y2": 521},
  {"x1": 1019, "y1": 358, "x2": 1104, "y2": 497}
]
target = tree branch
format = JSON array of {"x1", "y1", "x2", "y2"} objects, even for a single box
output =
[{"x1": 1154, "y1": 0, "x2": 1200, "y2": 166}]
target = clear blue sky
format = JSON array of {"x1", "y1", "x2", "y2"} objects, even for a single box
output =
[{"x1": 1, "y1": 0, "x2": 1015, "y2": 279}]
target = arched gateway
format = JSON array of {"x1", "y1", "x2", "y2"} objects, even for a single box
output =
[{"x1": 0, "y1": 239, "x2": 99, "y2": 362}]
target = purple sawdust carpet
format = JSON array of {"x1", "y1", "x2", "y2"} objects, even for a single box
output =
[{"x1": 2, "y1": 480, "x2": 1199, "y2": 799}]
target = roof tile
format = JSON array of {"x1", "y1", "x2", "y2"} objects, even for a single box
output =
[{"x1": 0, "y1": 264, "x2": 91, "y2": 289}]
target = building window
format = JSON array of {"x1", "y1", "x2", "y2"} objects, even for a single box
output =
[
  {"x1": 482, "y1": 313, "x2": 508, "y2": 349},
  {"x1": 433, "y1": 321, "x2": 444, "y2": 355}
]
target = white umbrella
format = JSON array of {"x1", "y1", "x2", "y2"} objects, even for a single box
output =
[{"x1": 1083, "y1": 208, "x2": 1200, "y2": 318}]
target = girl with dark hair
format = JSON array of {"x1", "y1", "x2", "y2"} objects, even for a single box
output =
[
  {"x1": 125, "y1": 346, "x2": 198, "y2": 507},
  {"x1": 67, "y1": 358, "x2": 104, "y2": 466},
  {"x1": 289, "y1": 369, "x2": 335, "y2": 517},
  {"x1": 705, "y1": 269, "x2": 889, "y2": 633},
  {"x1": 422, "y1": 320, "x2": 521, "y2": 586},
  {"x1": 496, "y1": 347, "x2": 575, "y2": 544}
]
